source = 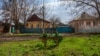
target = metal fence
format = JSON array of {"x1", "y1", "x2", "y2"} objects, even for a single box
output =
[
  {"x1": 20, "y1": 26, "x2": 74, "y2": 33},
  {"x1": 56, "y1": 26, "x2": 74, "y2": 33},
  {"x1": 78, "y1": 27, "x2": 100, "y2": 33}
]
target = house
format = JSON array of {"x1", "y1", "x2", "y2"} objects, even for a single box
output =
[
  {"x1": 25, "y1": 14, "x2": 51, "y2": 28},
  {"x1": 57, "y1": 23, "x2": 66, "y2": 27},
  {"x1": 69, "y1": 12, "x2": 100, "y2": 33},
  {"x1": 21, "y1": 15, "x2": 74, "y2": 33}
]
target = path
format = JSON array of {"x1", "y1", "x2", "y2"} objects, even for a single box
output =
[{"x1": 0, "y1": 36, "x2": 39, "y2": 42}]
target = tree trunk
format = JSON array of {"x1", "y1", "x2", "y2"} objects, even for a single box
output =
[
  {"x1": 15, "y1": 20, "x2": 20, "y2": 33},
  {"x1": 9, "y1": 25, "x2": 12, "y2": 34}
]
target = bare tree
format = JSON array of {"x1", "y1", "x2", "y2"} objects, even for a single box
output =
[
  {"x1": 36, "y1": 0, "x2": 52, "y2": 34},
  {"x1": 2, "y1": 0, "x2": 52, "y2": 34},
  {"x1": 2, "y1": 0, "x2": 22, "y2": 33},
  {"x1": 49, "y1": 15, "x2": 61, "y2": 33},
  {"x1": 20, "y1": 0, "x2": 38, "y2": 26},
  {"x1": 2, "y1": 0, "x2": 38, "y2": 33},
  {"x1": 1, "y1": 0, "x2": 12, "y2": 33},
  {"x1": 59, "y1": 0, "x2": 100, "y2": 18}
]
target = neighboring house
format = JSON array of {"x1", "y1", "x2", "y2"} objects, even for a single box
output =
[
  {"x1": 57, "y1": 23, "x2": 66, "y2": 27},
  {"x1": 25, "y1": 14, "x2": 51, "y2": 28},
  {"x1": 69, "y1": 12, "x2": 100, "y2": 33}
]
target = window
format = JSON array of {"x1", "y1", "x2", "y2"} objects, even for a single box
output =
[
  {"x1": 86, "y1": 22, "x2": 91, "y2": 26},
  {"x1": 80, "y1": 22, "x2": 83, "y2": 26},
  {"x1": 26, "y1": 23, "x2": 28, "y2": 27},
  {"x1": 93, "y1": 21, "x2": 96, "y2": 26},
  {"x1": 98, "y1": 21, "x2": 100, "y2": 25}
]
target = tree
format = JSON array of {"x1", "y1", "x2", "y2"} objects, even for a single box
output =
[
  {"x1": 36, "y1": 0, "x2": 52, "y2": 34},
  {"x1": 1, "y1": 0, "x2": 12, "y2": 33},
  {"x1": 59, "y1": 0, "x2": 100, "y2": 18},
  {"x1": 20, "y1": 0, "x2": 38, "y2": 26},
  {"x1": 49, "y1": 15, "x2": 61, "y2": 33},
  {"x1": 2, "y1": 0, "x2": 23, "y2": 33},
  {"x1": 2, "y1": 0, "x2": 38, "y2": 33}
]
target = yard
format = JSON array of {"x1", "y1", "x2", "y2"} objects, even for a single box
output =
[{"x1": 0, "y1": 34, "x2": 100, "y2": 56}]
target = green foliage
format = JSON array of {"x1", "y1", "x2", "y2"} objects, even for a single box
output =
[
  {"x1": 35, "y1": 42, "x2": 44, "y2": 50},
  {"x1": 54, "y1": 32, "x2": 59, "y2": 37},
  {"x1": 40, "y1": 33, "x2": 63, "y2": 48},
  {"x1": 0, "y1": 35, "x2": 100, "y2": 56},
  {"x1": 54, "y1": 33, "x2": 63, "y2": 42},
  {"x1": 41, "y1": 33, "x2": 48, "y2": 38},
  {"x1": 47, "y1": 40, "x2": 56, "y2": 49}
]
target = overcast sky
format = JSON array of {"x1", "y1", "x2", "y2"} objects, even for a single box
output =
[
  {"x1": 41, "y1": 0, "x2": 97, "y2": 23},
  {"x1": 43, "y1": 0, "x2": 75, "y2": 23},
  {"x1": 0, "y1": 0, "x2": 88, "y2": 24}
]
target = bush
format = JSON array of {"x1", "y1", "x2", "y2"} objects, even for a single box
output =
[
  {"x1": 41, "y1": 33, "x2": 48, "y2": 38},
  {"x1": 40, "y1": 33, "x2": 63, "y2": 48},
  {"x1": 54, "y1": 33, "x2": 63, "y2": 42}
]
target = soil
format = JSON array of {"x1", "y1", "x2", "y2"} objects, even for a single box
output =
[
  {"x1": 0, "y1": 36, "x2": 39, "y2": 42},
  {"x1": 0, "y1": 33, "x2": 99, "y2": 42}
]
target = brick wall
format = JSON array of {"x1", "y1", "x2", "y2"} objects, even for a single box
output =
[{"x1": 25, "y1": 21, "x2": 51, "y2": 28}]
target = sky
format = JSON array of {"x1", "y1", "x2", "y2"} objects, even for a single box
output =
[
  {"x1": 0, "y1": 0, "x2": 90, "y2": 24},
  {"x1": 43, "y1": 0, "x2": 74, "y2": 23},
  {"x1": 0, "y1": 0, "x2": 73, "y2": 24},
  {"x1": 43, "y1": 0, "x2": 97, "y2": 23}
]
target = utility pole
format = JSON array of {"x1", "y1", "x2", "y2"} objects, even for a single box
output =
[{"x1": 42, "y1": 0, "x2": 45, "y2": 34}]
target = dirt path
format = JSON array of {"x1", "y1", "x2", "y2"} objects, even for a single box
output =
[
  {"x1": 0, "y1": 33, "x2": 96, "y2": 42},
  {"x1": 0, "y1": 36, "x2": 39, "y2": 42}
]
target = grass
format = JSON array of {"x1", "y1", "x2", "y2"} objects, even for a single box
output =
[{"x1": 0, "y1": 35, "x2": 100, "y2": 56}]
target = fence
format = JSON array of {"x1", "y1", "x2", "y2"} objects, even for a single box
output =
[
  {"x1": 20, "y1": 26, "x2": 74, "y2": 33},
  {"x1": 78, "y1": 27, "x2": 100, "y2": 33},
  {"x1": 56, "y1": 26, "x2": 74, "y2": 33}
]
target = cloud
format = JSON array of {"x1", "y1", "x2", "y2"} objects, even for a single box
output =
[
  {"x1": 45, "y1": 1, "x2": 74, "y2": 7},
  {"x1": 33, "y1": 0, "x2": 76, "y2": 23},
  {"x1": 45, "y1": 2, "x2": 61, "y2": 7},
  {"x1": 42, "y1": 1, "x2": 75, "y2": 23}
]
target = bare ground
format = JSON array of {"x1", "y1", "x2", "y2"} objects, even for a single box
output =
[
  {"x1": 0, "y1": 36, "x2": 39, "y2": 42},
  {"x1": 0, "y1": 33, "x2": 99, "y2": 42}
]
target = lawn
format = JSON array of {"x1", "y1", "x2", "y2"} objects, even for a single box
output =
[{"x1": 0, "y1": 35, "x2": 100, "y2": 56}]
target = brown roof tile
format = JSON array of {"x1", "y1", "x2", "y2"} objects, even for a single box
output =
[
  {"x1": 75, "y1": 12, "x2": 97, "y2": 20},
  {"x1": 27, "y1": 14, "x2": 50, "y2": 23}
]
